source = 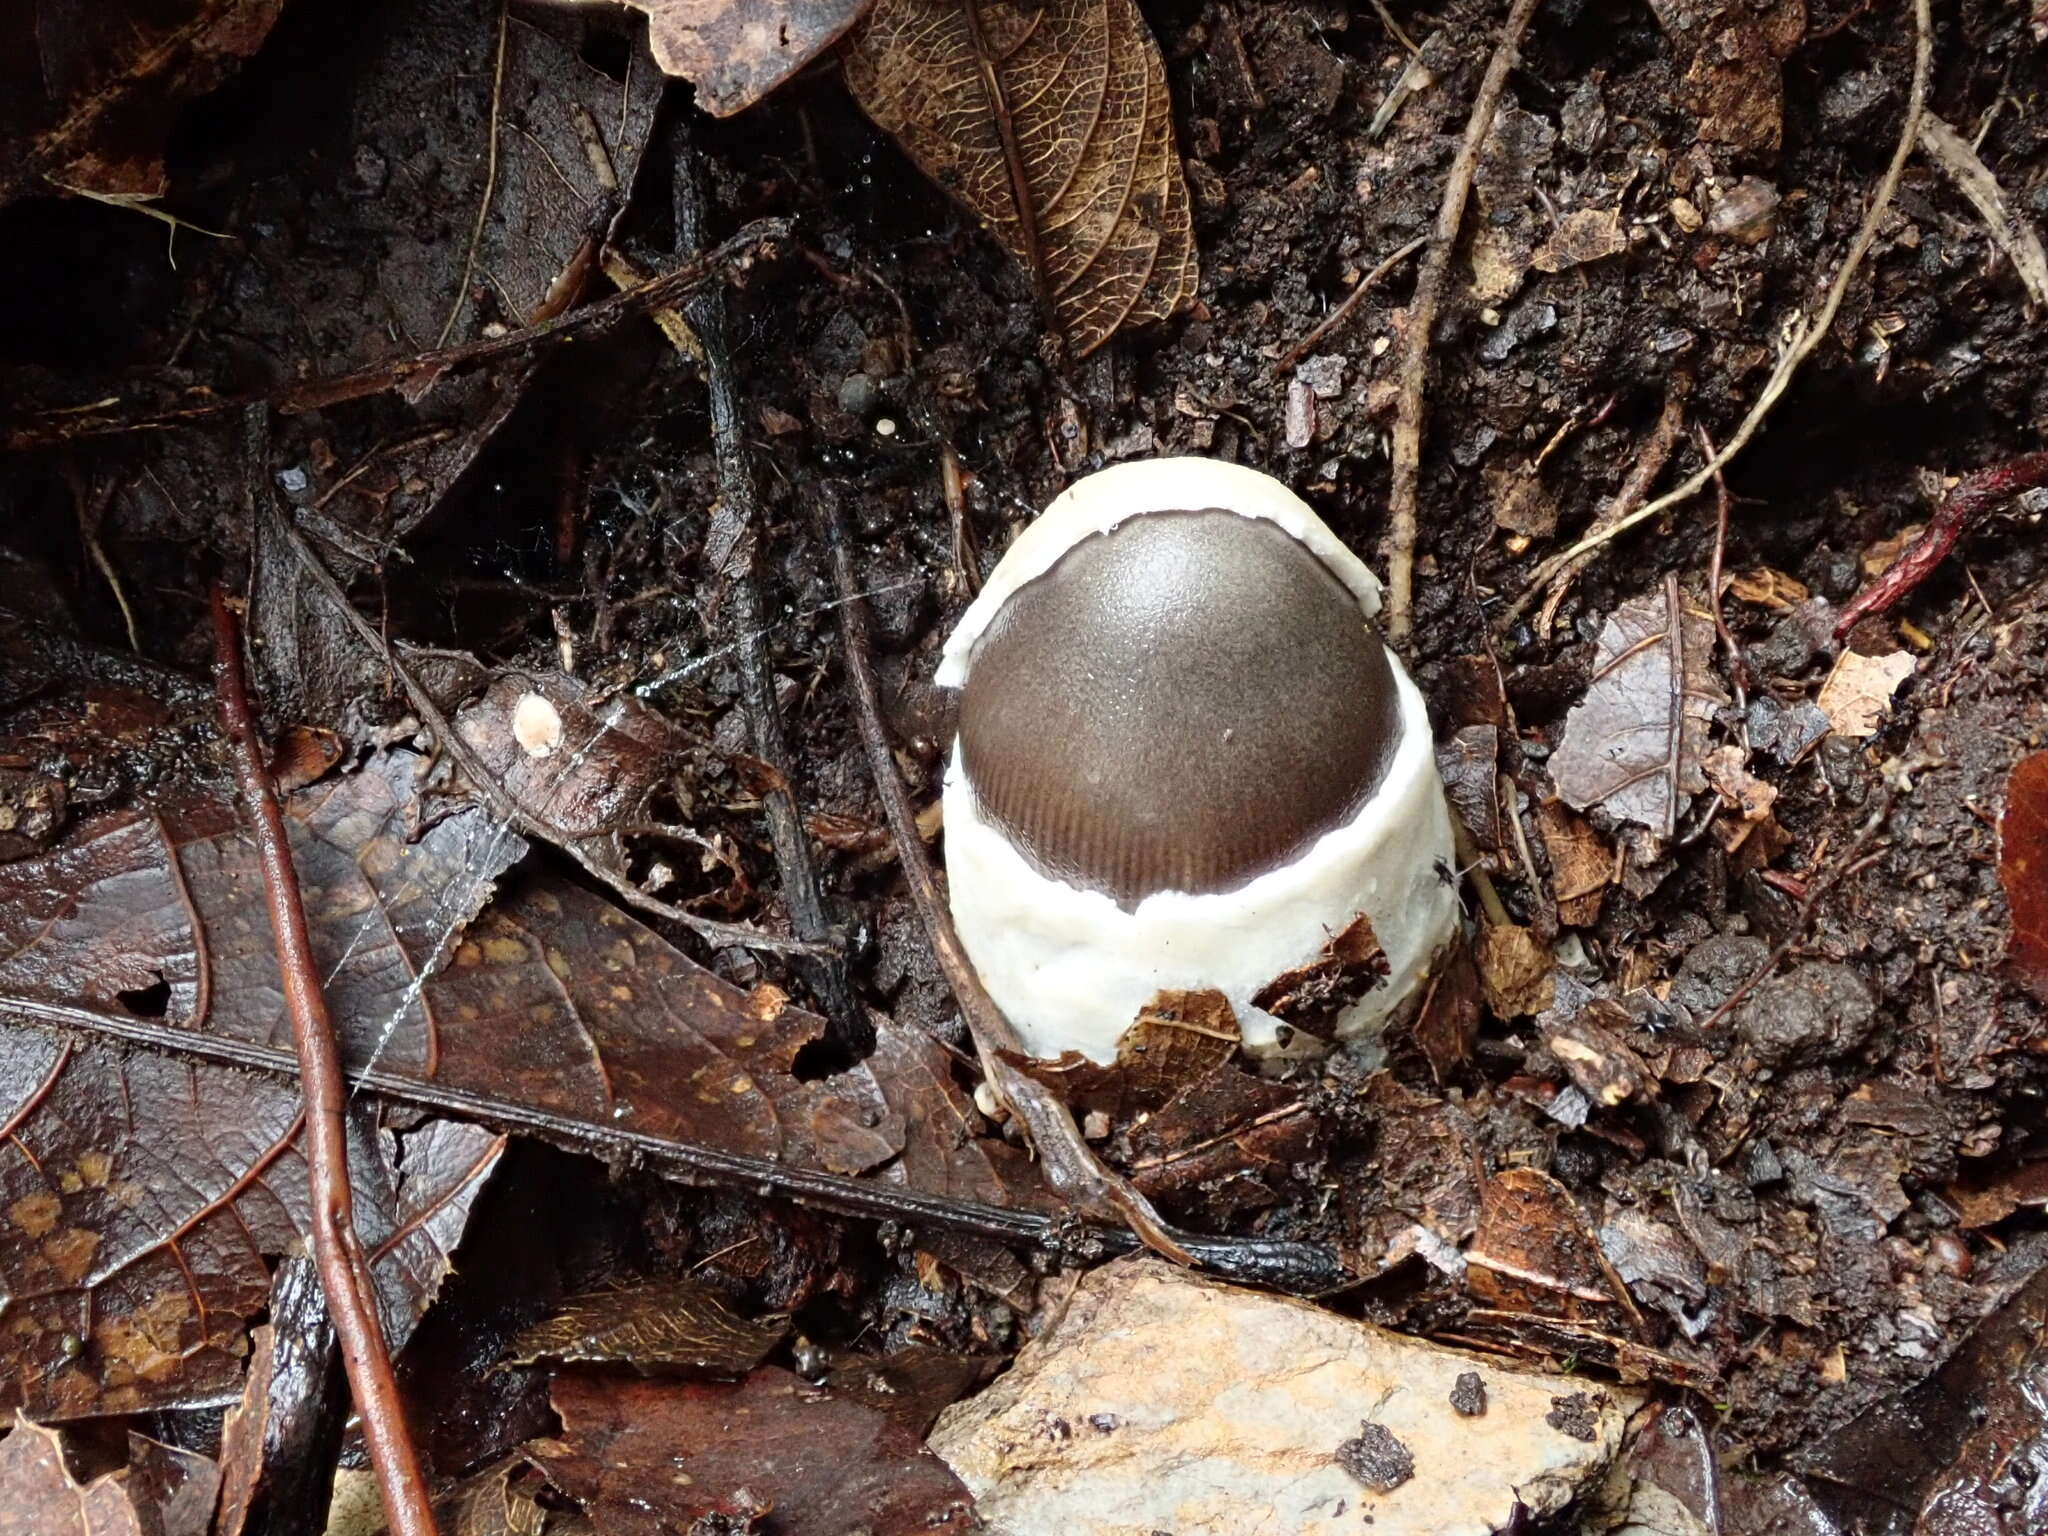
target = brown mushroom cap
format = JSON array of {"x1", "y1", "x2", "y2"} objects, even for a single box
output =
[{"x1": 957, "y1": 507, "x2": 1400, "y2": 909}]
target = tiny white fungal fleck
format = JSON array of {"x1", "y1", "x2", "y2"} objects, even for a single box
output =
[{"x1": 512, "y1": 692, "x2": 563, "y2": 758}]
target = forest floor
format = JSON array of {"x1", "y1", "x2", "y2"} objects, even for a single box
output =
[{"x1": 1, "y1": 0, "x2": 2046, "y2": 1532}]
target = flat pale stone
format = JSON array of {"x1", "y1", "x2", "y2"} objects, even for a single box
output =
[{"x1": 932, "y1": 1258, "x2": 1641, "y2": 1536}]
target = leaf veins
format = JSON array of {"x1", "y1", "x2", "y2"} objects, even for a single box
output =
[{"x1": 842, "y1": 0, "x2": 1198, "y2": 356}]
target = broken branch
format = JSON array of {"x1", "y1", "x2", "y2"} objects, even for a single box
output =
[
  {"x1": 210, "y1": 589, "x2": 439, "y2": 1536},
  {"x1": 1385, "y1": 0, "x2": 1546, "y2": 642}
]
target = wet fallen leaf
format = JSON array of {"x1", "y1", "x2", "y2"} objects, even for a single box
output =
[
  {"x1": 823, "y1": 1345, "x2": 1000, "y2": 1437},
  {"x1": 1439, "y1": 726, "x2": 1504, "y2": 862},
  {"x1": 1412, "y1": 935, "x2": 1482, "y2": 1083},
  {"x1": 1544, "y1": 1001, "x2": 1652, "y2": 1108},
  {"x1": 0, "y1": 1413, "x2": 145, "y2": 1536},
  {"x1": 511, "y1": 1279, "x2": 787, "y2": 1373},
  {"x1": 2000, "y1": 751, "x2": 2048, "y2": 1003},
  {"x1": 1466, "y1": 1168, "x2": 1642, "y2": 1335},
  {"x1": 0, "y1": 749, "x2": 1047, "y2": 1409},
  {"x1": 0, "y1": 1414, "x2": 218, "y2": 1536},
  {"x1": 1475, "y1": 922, "x2": 1555, "y2": 1020},
  {"x1": 1252, "y1": 915, "x2": 1389, "y2": 1041},
  {"x1": 1795, "y1": 1265, "x2": 2048, "y2": 1533},
  {"x1": 1816, "y1": 649, "x2": 1915, "y2": 739},
  {"x1": 0, "y1": 0, "x2": 284, "y2": 206},
  {"x1": 531, "y1": 1368, "x2": 977, "y2": 1535},
  {"x1": 624, "y1": 0, "x2": 874, "y2": 115},
  {"x1": 1551, "y1": 578, "x2": 1729, "y2": 839},
  {"x1": 1126, "y1": 1066, "x2": 1318, "y2": 1222},
  {"x1": 1006, "y1": 988, "x2": 1239, "y2": 1122},
  {"x1": 0, "y1": 1020, "x2": 499, "y2": 1417},
  {"x1": 454, "y1": 670, "x2": 699, "y2": 843},
  {"x1": 843, "y1": 0, "x2": 1197, "y2": 356}
]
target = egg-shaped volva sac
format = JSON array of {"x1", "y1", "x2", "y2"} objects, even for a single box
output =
[{"x1": 937, "y1": 457, "x2": 1461, "y2": 1063}]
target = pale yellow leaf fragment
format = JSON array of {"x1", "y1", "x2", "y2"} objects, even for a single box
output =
[{"x1": 1816, "y1": 650, "x2": 1915, "y2": 739}]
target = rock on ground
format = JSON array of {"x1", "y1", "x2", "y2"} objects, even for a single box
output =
[{"x1": 932, "y1": 1258, "x2": 1641, "y2": 1536}]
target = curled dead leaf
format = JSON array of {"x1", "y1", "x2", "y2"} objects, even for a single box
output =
[
  {"x1": 1533, "y1": 798, "x2": 1610, "y2": 928},
  {"x1": 1475, "y1": 922, "x2": 1555, "y2": 1020},
  {"x1": 621, "y1": 0, "x2": 874, "y2": 115},
  {"x1": 511, "y1": 1279, "x2": 788, "y2": 1374},
  {"x1": 1816, "y1": 649, "x2": 1914, "y2": 739},
  {"x1": 843, "y1": 0, "x2": 1197, "y2": 356}
]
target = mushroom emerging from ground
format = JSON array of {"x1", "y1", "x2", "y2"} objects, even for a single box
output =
[{"x1": 938, "y1": 458, "x2": 1460, "y2": 1062}]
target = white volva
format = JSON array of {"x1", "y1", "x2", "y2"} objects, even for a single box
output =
[{"x1": 938, "y1": 459, "x2": 1461, "y2": 1063}]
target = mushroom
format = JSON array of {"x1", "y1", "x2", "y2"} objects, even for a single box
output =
[{"x1": 937, "y1": 458, "x2": 1460, "y2": 1063}]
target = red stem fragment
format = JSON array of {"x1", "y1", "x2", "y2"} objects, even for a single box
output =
[
  {"x1": 209, "y1": 590, "x2": 440, "y2": 1536},
  {"x1": 1833, "y1": 451, "x2": 2048, "y2": 639}
]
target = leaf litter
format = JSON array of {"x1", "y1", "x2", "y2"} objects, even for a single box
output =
[{"x1": 3, "y1": 0, "x2": 2048, "y2": 1525}]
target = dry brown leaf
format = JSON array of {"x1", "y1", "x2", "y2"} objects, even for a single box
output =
[
  {"x1": 843, "y1": 0, "x2": 1197, "y2": 356},
  {"x1": 1475, "y1": 923, "x2": 1555, "y2": 1020},
  {"x1": 1701, "y1": 744, "x2": 1777, "y2": 822},
  {"x1": 1486, "y1": 462, "x2": 1559, "y2": 538},
  {"x1": 2001, "y1": 751, "x2": 2048, "y2": 1005},
  {"x1": 1532, "y1": 208, "x2": 1628, "y2": 272},
  {"x1": 1532, "y1": 798, "x2": 1610, "y2": 928},
  {"x1": 1726, "y1": 567, "x2": 1810, "y2": 610},
  {"x1": 511, "y1": 1279, "x2": 788, "y2": 1374},
  {"x1": 621, "y1": 0, "x2": 874, "y2": 115},
  {"x1": 1816, "y1": 649, "x2": 1915, "y2": 739},
  {"x1": 0, "y1": 0, "x2": 285, "y2": 207}
]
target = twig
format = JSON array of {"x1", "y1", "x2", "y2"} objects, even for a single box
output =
[
  {"x1": 436, "y1": 0, "x2": 509, "y2": 347},
  {"x1": 1515, "y1": 375, "x2": 1690, "y2": 632},
  {"x1": 1698, "y1": 789, "x2": 1895, "y2": 1035},
  {"x1": 673, "y1": 112, "x2": 867, "y2": 1049},
  {"x1": 1522, "y1": 0, "x2": 1933, "y2": 589},
  {"x1": 1832, "y1": 450, "x2": 2048, "y2": 637},
  {"x1": 817, "y1": 481, "x2": 1352, "y2": 1288},
  {"x1": 1917, "y1": 112, "x2": 2048, "y2": 313},
  {"x1": 1697, "y1": 423, "x2": 1750, "y2": 713},
  {"x1": 2, "y1": 220, "x2": 790, "y2": 450},
  {"x1": 68, "y1": 468, "x2": 142, "y2": 652},
  {"x1": 1384, "y1": 0, "x2": 1545, "y2": 642},
  {"x1": 210, "y1": 589, "x2": 439, "y2": 1536},
  {"x1": 1, "y1": 991, "x2": 1347, "y2": 1292},
  {"x1": 1273, "y1": 234, "x2": 1427, "y2": 375},
  {"x1": 260, "y1": 480, "x2": 831, "y2": 957}
]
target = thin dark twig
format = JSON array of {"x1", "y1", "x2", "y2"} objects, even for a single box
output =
[
  {"x1": 1273, "y1": 234, "x2": 1427, "y2": 375},
  {"x1": 0, "y1": 991, "x2": 1347, "y2": 1291},
  {"x1": 1696, "y1": 423, "x2": 1750, "y2": 715},
  {"x1": 261, "y1": 497, "x2": 830, "y2": 956},
  {"x1": 673, "y1": 113, "x2": 865, "y2": 1047},
  {"x1": 1833, "y1": 451, "x2": 2048, "y2": 637},
  {"x1": 817, "y1": 483, "x2": 1351, "y2": 1290},
  {"x1": 210, "y1": 589, "x2": 439, "y2": 1536},
  {"x1": 1385, "y1": 0, "x2": 1545, "y2": 641},
  {"x1": 1699, "y1": 789, "x2": 1896, "y2": 1035},
  {"x1": 3, "y1": 219, "x2": 790, "y2": 450},
  {"x1": 1510, "y1": 375, "x2": 1689, "y2": 631},
  {"x1": 1661, "y1": 573, "x2": 1685, "y2": 840}
]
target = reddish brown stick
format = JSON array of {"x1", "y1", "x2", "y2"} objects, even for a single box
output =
[
  {"x1": 1833, "y1": 451, "x2": 2048, "y2": 638},
  {"x1": 210, "y1": 590, "x2": 440, "y2": 1536}
]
